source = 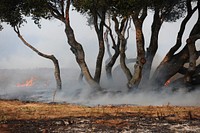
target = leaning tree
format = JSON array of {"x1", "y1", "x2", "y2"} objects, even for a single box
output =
[
  {"x1": 0, "y1": 0, "x2": 62, "y2": 90},
  {"x1": 149, "y1": 0, "x2": 200, "y2": 90}
]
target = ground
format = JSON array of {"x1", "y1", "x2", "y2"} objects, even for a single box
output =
[{"x1": 0, "y1": 99, "x2": 200, "y2": 133}]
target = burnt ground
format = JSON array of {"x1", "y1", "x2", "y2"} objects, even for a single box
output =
[{"x1": 0, "y1": 100, "x2": 200, "y2": 133}]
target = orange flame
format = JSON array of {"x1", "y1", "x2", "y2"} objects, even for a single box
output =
[
  {"x1": 16, "y1": 77, "x2": 34, "y2": 87},
  {"x1": 164, "y1": 79, "x2": 171, "y2": 86}
]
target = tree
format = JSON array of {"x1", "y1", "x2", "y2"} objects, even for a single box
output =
[
  {"x1": 139, "y1": 0, "x2": 189, "y2": 89},
  {"x1": 1, "y1": 0, "x2": 200, "y2": 93},
  {"x1": 105, "y1": 0, "x2": 200, "y2": 91},
  {"x1": 72, "y1": 0, "x2": 200, "y2": 91},
  {"x1": 73, "y1": 0, "x2": 107, "y2": 83},
  {"x1": 150, "y1": 0, "x2": 200, "y2": 90},
  {"x1": 46, "y1": 0, "x2": 102, "y2": 90},
  {"x1": 0, "y1": 0, "x2": 62, "y2": 90}
]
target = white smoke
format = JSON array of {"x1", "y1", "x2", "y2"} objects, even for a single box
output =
[{"x1": 0, "y1": 68, "x2": 199, "y2": 106}]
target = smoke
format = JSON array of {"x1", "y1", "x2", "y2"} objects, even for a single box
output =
[{"x1": 0, "y1": 68, "x2": 199, "y2": 106}]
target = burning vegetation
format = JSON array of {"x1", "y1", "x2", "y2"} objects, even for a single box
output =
[
  {"x1": 16, "y1": 77, "x2": 34, "y2": 87},
  {"x1": 1, "y1": 0, "x2": 200, "y2": 92},
  {"x1": 0, "y1": 0, "x2": 200, "y2": 131}
]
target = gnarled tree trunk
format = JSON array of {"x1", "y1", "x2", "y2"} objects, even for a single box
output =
[
  {"x1": 14, "y1": 27, "x2": 62, "y2": 90},
  {"x1": 113, "y1": 16, "x2": 132, "y2": 85},
  {"x1": 129, "y1": 8, "x2": 147, "y2": 88},
  {"x1": 93, "y1": 10, "x2": 106, "y2": 83},
  {"x1": 104, "y1": 16, "x2": 120, "y2": 80},
  {"x1": 139, "y1": 7, "x2": 162, "y2": 89},
  {"x1": 64, "y1": 1, "x2": 101, "y2": 90},
  {"x1": 150, "y1": 1, "x2": 200, "y2": 90},
  {"x1": 184, "y1": 1, "x2": 200, "y2": 83}
]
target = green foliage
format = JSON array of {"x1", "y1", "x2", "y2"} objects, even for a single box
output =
[
  {"x1": 0, "y1": 0, "x2": 191, "y2": 28},
  {"x1": 148, "y1": 0, "x2": 187, "y2": 22},
  {"x1": 0, "y1": 0, "x2": 25, "y2": 27},
  {"x1": 73, "y1": 0, "x2": 109, "y2": 14},
  {"x1": 73, "y1": 0, "x2": 188, "y2": 21},
  {"x1": 0, "y1": 0, "x2": 51, "y2": 28}
]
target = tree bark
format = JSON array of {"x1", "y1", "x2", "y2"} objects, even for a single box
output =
[
  {"x1": 129, "y1": 8, "x2": 147, "y2": 88},
  {"x1": 139, "y1": 8, "x2": 162, "y2": 89},
  {"x1": 150, "y1": 45, "x2": 190, "y2": 89},
  {"x1": 149, "y1": 0, "x2": 199, "y2": 90},
  {"x1": 93, "y1": 10, "x2": 105, "y2": 83},
  {"x1": 184, "y1": 1, "x2": 200, "y2": 83},
  {"x1": 163, "y1": 0, "x2": 198, "y2": 63},
  {"x1": 185, "y1": 37, "x2": 197, "y2": 83},
  {"x1": 14, "y1": 28, "x2": 62, "y2": 90},
  {"x1": 105, "y1": 44, "x2": 120, "y2": 79},
  {"x1": 104, "y1": 16, "x2": 120, "y2": 80},
  {"x1": 113, "y1": 16, "x2": 132, "y2": 84},
  {"x1": 64, "y1": 1, "x2": 101, "y2": 90},
  {"x1": 150, "y1": 4, "x2": 200, "y2": 90}
]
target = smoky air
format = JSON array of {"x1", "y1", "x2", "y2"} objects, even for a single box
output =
[{"x1": 0, "y1": 68, "x2": 199, "y2": 106}]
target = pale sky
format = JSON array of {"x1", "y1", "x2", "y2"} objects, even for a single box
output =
[{"x1": 0, "y1": 9, "x2": 198, "y2": 69}]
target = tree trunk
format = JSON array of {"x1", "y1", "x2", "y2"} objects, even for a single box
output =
[
  {"x1": 163, "y1": 0, "x2": 198, "y2": 62},
  {"x1": 14, "y1": 29, "x2": 62, "y2": 90},
  {"x1": 150, "y1": 9, "x2": 200, "y2": 90},
  {"x1": 150, "y1": 46, "x2": 190, "y2": 89},
  {"x1": 139, "y1": 8, "x2": 162, "y2": 89},
  {"x1": 184, "y1": 4, "x2": 200, "y2": 82},
  {"x1": 120, "y1": 37, "x2": 132, "y2": 82},
  {"x1": 52, "y1": 57, "x2": 62, "y2": 90},
  {"x1": 113, "y1": 16, "x2": 132, "y2": 85},
  {"x1": 104, "y1": 16, "x2": 120, "y2": 80},
  {"x1": 105, "y1": 46, "x2": 120, "y2": 79},
  {"x1": 149, "y1": 0, "x2": 199, "y2": 90},
  {"x1": 129, "y1": 9, "x2": 147, "y2": 88},
  {"x1": 65, "y1": 1, "x2": 101, "y2": 90},
  {"x1": 93, "y1": 10, "x2": 105, "y2": 83}
]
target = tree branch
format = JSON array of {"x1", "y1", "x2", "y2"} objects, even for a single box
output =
[{"x1": 164, "y1": 1, "x2": 198, "y2": 61}]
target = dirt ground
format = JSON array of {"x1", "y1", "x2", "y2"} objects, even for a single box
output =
[{"x1": 0, "y1": 99, "x2": 200, "y2": 133}]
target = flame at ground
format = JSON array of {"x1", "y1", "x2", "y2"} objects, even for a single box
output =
[
  {"x1": 164, "y1": 79, "x2": 171, "y2": 86},
  {"x1": 16, "y1": 77, "x2": 34, "y2": 87}
]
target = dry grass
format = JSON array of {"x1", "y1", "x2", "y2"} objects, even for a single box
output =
[
  {"x1": 0, "y1": 99, "x2": 199, "y2": 121},
  {"x1": 0, "y1": 99, "x2": 200, "y2": 132}
]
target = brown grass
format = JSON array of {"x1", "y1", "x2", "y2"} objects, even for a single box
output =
[{"x1": 0, "y1": 99, "x2": 199, "y2": 121}]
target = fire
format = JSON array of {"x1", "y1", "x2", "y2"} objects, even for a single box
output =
[
  {"x1": 16, "y1": 77, "x2": 34, "y2": 87},
  {"x1": 164, "y1": 79, "x2": 171, "y2": 86}
]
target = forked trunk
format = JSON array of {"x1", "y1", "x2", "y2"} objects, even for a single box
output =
[
  {"x1": 93, "y1": 10, "x2": 106, "y2": 83},
  {"x1": 151, "y1": 29, "x2": 200, "y2": 90},
  {"x1": 104, "y1": 16, "x2": 121, "y2": 80},
  {"x1": 150, "y1": 46, "x2": 189, "y2": 89},
  {"x1": 113, "y1": 16, "x2": 132, "y2": 85},
  {"x1": 64, "y1": 1, "x2": 101, "y2": 90},
  {"x1": 185, "y1": 37, "x2": 197, "y2": 83},
  {"x1": 184, "y1": 2, "x2": 200, "y2": 83},
  {"x1": 129, "y1": 10, "x2": 146, "y2": 88},
  {"x1": 139, "y1": 8, "x2": 162, "y2": 89},
  {"x1": 120, "y1": 37, "x2": 132, "y2": 82},
  {"x1": 163, "y1": 0, "x2": 198, "y2": 62},
  {"x1": 105, "y1": 47, "x2": 120, "y2": 79},
  {"x1": 147, "y1": 0, "x2": 198, "y2": 90}
]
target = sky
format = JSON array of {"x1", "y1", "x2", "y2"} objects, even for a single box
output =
[{"x1": 0, "y1": 9, "x2": 199, "y2": 69}]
